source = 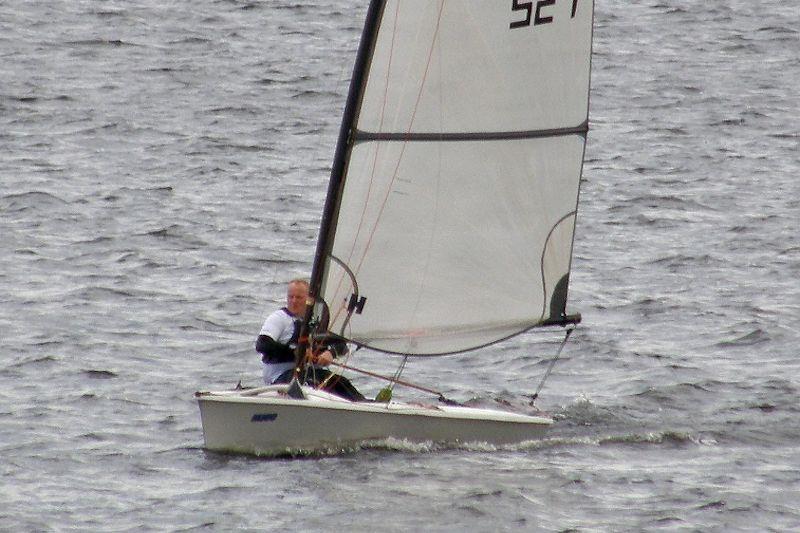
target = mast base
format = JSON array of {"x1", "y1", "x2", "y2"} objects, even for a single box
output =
[{"x1": 540, "y1": 313, "x2": 582, "y2": 327}]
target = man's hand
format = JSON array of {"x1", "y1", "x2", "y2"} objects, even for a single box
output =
[{"x1": 307, "y1": 349, "x2": 333, "y2": 366}]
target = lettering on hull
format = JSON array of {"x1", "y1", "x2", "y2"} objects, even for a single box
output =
[{"x1": 251, "y1": 413, "x2": 278, "y2": 422}]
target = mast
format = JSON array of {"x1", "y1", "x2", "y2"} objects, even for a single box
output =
[{"x1": 294, "y1": 0, "x2": 386, "y2": 376}]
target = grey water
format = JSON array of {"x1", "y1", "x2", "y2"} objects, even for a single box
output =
[{"x1": 2, "y1": 0, "x2": 798, "y2": 530}]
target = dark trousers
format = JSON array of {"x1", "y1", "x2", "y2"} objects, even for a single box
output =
[{"x1": 274, "y1": 366, "x2": 366, "y2": 402}]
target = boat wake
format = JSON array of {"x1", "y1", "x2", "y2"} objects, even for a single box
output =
[{"x1": 199, "y1": 427, "x2": 715, "y2": 461}]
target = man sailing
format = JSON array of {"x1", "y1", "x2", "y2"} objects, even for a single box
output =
[{"x1": 256, "y1": 279, "x2": 364, "y2": 401}]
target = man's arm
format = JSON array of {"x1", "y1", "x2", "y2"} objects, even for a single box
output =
[{"x1": 255, "y1": 335, "x2": 295, "y2": 363}]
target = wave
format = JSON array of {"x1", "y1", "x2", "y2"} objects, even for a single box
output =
[
  {"x1": 0, "y1": 191, "x2": 69, "y2": 212},
  {"x1": 1, "y1": 94, "x2": 74, "y2": 104},
  {"x1": 65, "y1": 39, "x2": 136, "y2": 47},
  {"x1": 4, "y1": 355, "x2": 58, "y2": 370},
  {"x1": 137, "y1": 225, "x2": 208, "y2": 248},
  {"x1": 715, "y1": 328, "x2": 771, "y2": 347},
  {"x1": 82, "y1": 369, "x2": 118, "y2": 379}
]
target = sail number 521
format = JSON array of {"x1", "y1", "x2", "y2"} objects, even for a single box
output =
[{"x1": 510, "y1": 0, "x2": 580, "y2": 29}]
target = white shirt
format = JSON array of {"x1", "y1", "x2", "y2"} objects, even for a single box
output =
[{"x1": 259, "y1": 308, "x2": 300, "y2": 384}]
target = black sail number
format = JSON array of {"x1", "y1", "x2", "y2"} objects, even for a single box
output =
[{"x1": 510, "y1": 0, "x2": 580, "y2": 30}]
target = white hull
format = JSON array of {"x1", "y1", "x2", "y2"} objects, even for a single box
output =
[{"x1": 196, "y1": 385, "x2": 552, "y2": 456}]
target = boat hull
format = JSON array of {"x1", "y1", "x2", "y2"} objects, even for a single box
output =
[{"x1": 196, "y1": 385, "x2": 552, "y2": 455}]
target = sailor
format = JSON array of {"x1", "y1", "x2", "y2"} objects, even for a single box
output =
[{"x1": 255, "y1": 279, "x2": 364, "y2": 401}]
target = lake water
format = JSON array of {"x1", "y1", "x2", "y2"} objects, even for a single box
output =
[{"x1": 2, "y1": 0, "x2": 799, "y2": 530}]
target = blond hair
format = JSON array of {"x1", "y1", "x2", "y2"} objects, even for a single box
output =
[{"x1": 288, "y1": 278, "x2": 309, "y2": 288}]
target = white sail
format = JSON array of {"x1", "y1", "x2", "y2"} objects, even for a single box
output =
[{"x1": 318, "y1": 0, "x2": 593, "y2": 355}]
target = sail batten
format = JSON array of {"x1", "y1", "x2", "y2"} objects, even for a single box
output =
[
  {"x1": 354, "y1": 122, "x2": 589, "y2": 142},
  {"x1": 314, "y1": 0, "x2": 594, "y2": 356}
]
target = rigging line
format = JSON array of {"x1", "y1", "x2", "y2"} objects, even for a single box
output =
[
  {"x1": 327, "y1": 2, "x2": 447, "y2": 333},
  {"x1": 391, "y1": 354, "x2": 409, "y2": 385},
  {"x1": 529, "y1": 327, "x2": 575, "y2": 406},
  {"x1": 328, "y1": 0, "x2": 402, "y2": 329},
  {"x1": 327, "y1": 255, "x2": 360, "y2": 336},
  {"x1": 375, "y1": 354, "x2": 410, "y2": 402},
  {"x1": 351, "y1": 0, "x2": 446, "y2": 281},
  {"x1": 330, "y1": 1, "x2": 447, "y2": 334},
  {"x1": 406, "y1": 46, "x2": 445, "y2": 336},
  {"x1": 328, "y1": 359, "x2": 457, "y2": 404},
  {"x1": 403, "y1": 2, "x2": 449, "y2": 338},
  {"x1": 401, "y1": 1, "x2": 445, "y2": 336}
]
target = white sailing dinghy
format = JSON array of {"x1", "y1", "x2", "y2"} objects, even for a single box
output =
[{"x1": 197, "y1": 0, "x2": 593, "y2": 455}]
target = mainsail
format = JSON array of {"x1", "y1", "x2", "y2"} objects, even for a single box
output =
[{"x1": 311, "y1": 0, "x2": 593, "y2": 355}]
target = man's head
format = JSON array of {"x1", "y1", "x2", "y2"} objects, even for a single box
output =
[{"x1": 286, "y1": 279, "x2": 309, "y2": 317}]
